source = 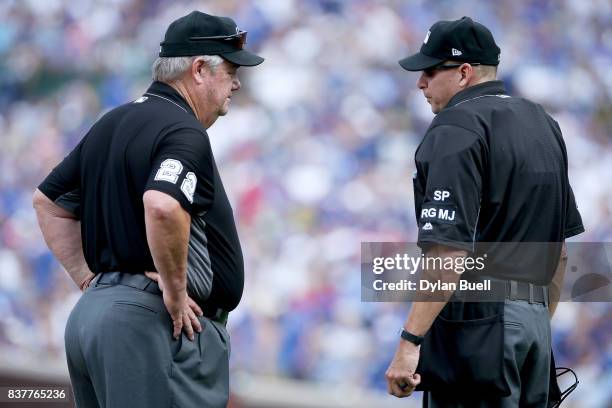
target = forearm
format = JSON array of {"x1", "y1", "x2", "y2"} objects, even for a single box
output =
[
  {"x1": 405, "y1": 301, "x2": 451, "y2": 336},
  {"x1": 144, "y1": 190, "x2": 191, "y2": 301},
  {"x1": 33, "y1": 189, "x2": 93, "y2": 290},
  {"x1": 548, "y1": 242, "x2": 568, "y2": 318},
  {"x1": 404, "y1": 245, "x2": 466, "y2": 335},
  {"x1": 386, "y1": 244, "x2": 466, "y2": 395}
]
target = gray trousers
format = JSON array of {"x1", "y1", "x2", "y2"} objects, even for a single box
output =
[
  {"x1": 424, "y1": 299, "x2": 551, "y2": 408},
  {"x1": 65, "y1": 278, "x2": 230, "y2": 408}
]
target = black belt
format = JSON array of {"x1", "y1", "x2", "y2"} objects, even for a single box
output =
[
  {"x1": 490, "y1": 277, "x2": 549, "y2": 305},
  {"x1": 94, "y1": 272, "x2": 228, "y2": 324},
  {"x1": 455, "y1": 274, "x2": 549, "y2": 305},
  {"x1": 96, "y1": 271, "x2": 162, "y2": 294}
]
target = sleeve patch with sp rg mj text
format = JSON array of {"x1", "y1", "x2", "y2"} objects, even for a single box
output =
[
  {"x1": 419, "y1": 204, "x2": 459, "y2": 225},
  {"x1": 431, "y1": 188, "x2": 453, "y2": 203}
]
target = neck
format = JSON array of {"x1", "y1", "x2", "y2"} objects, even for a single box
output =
[
  {"x1": 166, "y1": 80, "x2": 216, "y2": 129},
  {"x1": 469, "y1": 75, "x2": 496, "y2": 87},
  {"x1": 454, "y1": 76, "x2": 495, "y2": 97}
]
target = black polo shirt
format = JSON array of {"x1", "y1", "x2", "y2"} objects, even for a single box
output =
[
  {"x1": 413, "y1": 80, "x2": 584, "y2": 284},
  {"x1": 38, "y1": 81, "x2": 244, "y2": 311}
]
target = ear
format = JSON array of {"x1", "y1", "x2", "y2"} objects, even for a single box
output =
[
  {"x1": 458, "y1": 63, "x2": 475, "y2": 87},
  {"x1": 191, "y1": 58, "x2": 210, "y2": 85}
]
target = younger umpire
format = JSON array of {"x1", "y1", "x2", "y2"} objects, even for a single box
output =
[
  {"x1": 33, "y1": 11, "x2": 263, "y2": 408},
  {"x1": 385, "y1": 17, "x2": 584, "y2": 407}
]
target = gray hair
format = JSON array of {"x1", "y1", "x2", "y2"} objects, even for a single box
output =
[
  {"x1": 474, "y1": 64, "x2": 498, "y2": 80},
  {"x1": 151, "y1": 55, "x2": 225, "y2": 82},
  {"x1": 446, "y1": 60, "x2": 498, "y2": 81}
]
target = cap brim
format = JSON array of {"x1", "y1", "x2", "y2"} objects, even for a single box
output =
[
  {"x1": 398, "y1": 52, "x2": 444, "y2": 71},
  {"x1": 222, "y1": 49, "x2": 264, "y2": 67}
]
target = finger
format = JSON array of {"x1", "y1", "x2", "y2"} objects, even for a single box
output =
[
  {"x1": 394, "y1": 380, "x2": 414, "y2": 397},
  {"x1": 187, "y1": 298, "x2": 203, "y2": 316},
  {"x1": 186, "y1": 306, "x2": 202, "y2": 332},
  {"x1": 400, "y1": 373, "x2": 419, "y2": 389},
  {"x1": 386, "y1": 372, "x2": 412, "y2": 398},
  {"x1": 144, "y1": 271, "x2": 158, "y2": 282},
  {"x1": 389, "y1": 380, "x2": 409, "y2": 398},
  {"x1": 172, "y1": 316, "x2": 183, "y2": 340},
  {"x1": 385, "y1": 370, "x2": 394, "y2": 395},
  {"x1": 145, "y1": 272, "x2": 165, "y2": 292},
  {"x1": 182, "y1": 313, "x2": 195, "y2": 341}
]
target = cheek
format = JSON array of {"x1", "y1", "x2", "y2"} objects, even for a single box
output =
[
  {"x1": 432, "y1": 77, "x2": 453, "y2": 99},
  {"x1": 217, "y1": 79, "x2": 231, "y2": 98}
]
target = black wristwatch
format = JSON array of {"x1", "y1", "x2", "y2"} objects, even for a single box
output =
[{"x1": 400, "y1": 328, "x2": 424, "y2": 346}]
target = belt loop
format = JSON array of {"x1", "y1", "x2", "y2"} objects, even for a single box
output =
[
  {"x1": 509, "y1": 280, "x2": 517, "y2": 301},
  {"x1": 528, "y1": 283, "x2": 534, "y2": 304},
  {"x1": 142, "y1": 278, "x2": 153, "y2": 291},
  {"x1": 543, "y1": 287, "x2": 549, "y2": 307},
  {"x1": 94, "y1": 272, "x2": 104, "y2": 287}
]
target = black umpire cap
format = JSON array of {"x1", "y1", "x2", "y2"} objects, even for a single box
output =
[
  {"x1": 399, "y1": 16, "x2": 500, "y2": 71},
  {"x1": 159, "y1": 11, "x2": 264, "y2": 66}
]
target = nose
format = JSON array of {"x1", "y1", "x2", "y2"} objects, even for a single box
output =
[
  {"x1": 232, "y1": 76, "x2": 241, "y2": 91},
  {"x1": 416, "y1": 73, "x2": 427, "y2": 90}
]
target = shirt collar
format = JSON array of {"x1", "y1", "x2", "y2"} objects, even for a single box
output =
[
  {"x1": 446, "y1": 80, "x2": 507, "y2": 109},
  {"x1": 144, "y1": 81, "x2": 196, "y2": 118}
]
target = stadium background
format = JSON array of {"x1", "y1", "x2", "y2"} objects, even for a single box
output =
[{"x1": 0, "y1": 0, "x2": 610, "y2": 407}]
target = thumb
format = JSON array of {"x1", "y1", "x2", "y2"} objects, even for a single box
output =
[
  {"x1": 144, "y1": 271, "x2": 158, "y2": 281},
  {"x1": 145, "y1": 272, "x2": 164, "y2": 291}
]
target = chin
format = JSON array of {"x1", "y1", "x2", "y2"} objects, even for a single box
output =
[
  {"x1": 430, "y1": 103, "x2": 442, "y2": 114},
  {"x1": 219, "y1": 102, "x2": 230, "y2": 116}
]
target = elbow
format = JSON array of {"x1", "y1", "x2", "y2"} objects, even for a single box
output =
[
  {"x1": 32, "y1": 189, "x2": 49, "y2": 211},
  {"x1": 143, "y1": 190, "x2": 184, "y2": 222},
  {"x1": 560, "y1": 242, "x2": 568, "y2": 262}
]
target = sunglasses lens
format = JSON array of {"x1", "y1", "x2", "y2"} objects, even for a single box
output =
[
  {"x1": 188, "y1": 31, "x2": 247, "y2": 49},
  {"x1": 236, "y1": 32, "x2": 247, "y2": 49}
]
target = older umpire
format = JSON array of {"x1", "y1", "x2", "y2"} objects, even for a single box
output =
[
  {"x1": 33, "y1": 11, "x2": 263, "y2": 408},
  {"x1": 385, "y1": 17, "x2": 583, "y2": 407}
]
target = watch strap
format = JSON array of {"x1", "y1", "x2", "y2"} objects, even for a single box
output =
[{"x1": 400, "y1": 328, "x2": 424, "y2": 345}]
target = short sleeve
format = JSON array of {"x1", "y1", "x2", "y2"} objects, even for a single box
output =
[
  {"x1": 55, "y1": 189, "x2": 81, "y2": 218},
  {"x1": 415, "y1": 125, "x2": 484, "y2": 252},
  {"x1": 145, "y1": 128, "x2": 214, "y2": 215},
  {"x1": 564, "y1": 185, "x2": 584, "y2": 238},
  {"x1": 38, "y1": 138, "x2": 83, "y2": 201}
]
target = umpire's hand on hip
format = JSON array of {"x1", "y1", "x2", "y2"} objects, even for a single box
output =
[
  {"x1": 385, "y1": 340, "x2": 421, "y2": 397},
  {"x1": 145, "y1": 271, "x2": 203, "y2": 341}
]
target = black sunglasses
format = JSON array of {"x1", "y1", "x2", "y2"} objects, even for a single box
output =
[
  {"x1": 189, "y1": 31, "x2": 248, "y2": 50},
  {"x1": 424, "y1": 62, "x2": 481, "y2": 76}
]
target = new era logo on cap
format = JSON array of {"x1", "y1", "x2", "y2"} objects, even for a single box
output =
[{"x1": 399, "y1": 16, "x2": 501, "y2": 72}]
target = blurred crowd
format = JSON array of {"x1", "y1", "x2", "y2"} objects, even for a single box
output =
[{"x1": 0, "y1": 0, "x2": 610, "y2": 406}]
